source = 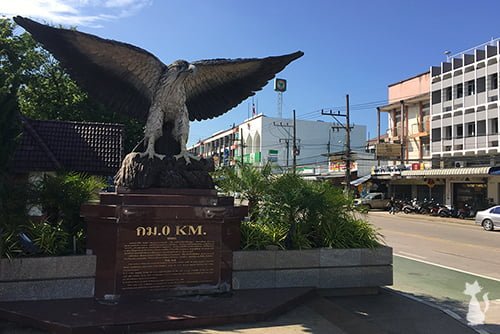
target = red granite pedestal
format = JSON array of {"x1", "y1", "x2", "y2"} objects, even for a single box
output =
[
  {"x1": 81, "y1": 188, "x2": 246, "y2": 301},
  {"x1": 0, "y1": 189, "x2": 316, "y2": 334}
]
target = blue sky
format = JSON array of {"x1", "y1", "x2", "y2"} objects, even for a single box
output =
[{"x1": 3, "y1": 0, "x2": 500, "y2": 146}]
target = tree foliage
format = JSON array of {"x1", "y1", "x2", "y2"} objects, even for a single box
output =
[
  {"x1": 0, "y1": 89, "x2": 21, "y2": 175},
  {"x1": 0, "y1": 89, "x2": 23, "y2": 244},
  {"x1": 0, "y1": 19, "x2": 45, "y2": 93}
]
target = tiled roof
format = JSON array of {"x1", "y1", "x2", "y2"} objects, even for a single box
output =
[{"x1": 11, "y1": 118, "x2": 124, "y2": 175}]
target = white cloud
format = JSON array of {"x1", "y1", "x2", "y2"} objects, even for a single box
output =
[{"x1": 0, "y1": 0, "x2": 152, "y2": 27}]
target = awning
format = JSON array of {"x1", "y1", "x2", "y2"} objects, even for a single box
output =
[
  {"x1": 401, "y1": 167, "x2": 498, "y2": 177},
  {"x1": 350, "y1": 174, "x2": 371, "y2": 186}
]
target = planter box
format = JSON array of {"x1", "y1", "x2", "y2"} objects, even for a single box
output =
[
  {"x1": 0, "y1": 255, "x2": 96, "y2": 301},
  {"x1": 232, "y1": 246, "x2": 392, "y2": 292}
]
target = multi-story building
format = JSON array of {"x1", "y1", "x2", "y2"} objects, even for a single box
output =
[
  {"x1": 374, "y1": 40, "x2": 500, "y2": 209},
  {"x1": 423, "y1": 40, "x2": 500, "y2": 209},
  {"x1": 374, "y1": 73, "x2": 435, "y2": 201},
  {"x1": 188, "y1": 114, "x2": 367, "y2": 176},
  {"x1": 430, "y1": 40, "x2": 500, "y2": 163},
  {"x1": 378, "y1": 72, "x2": 431, "y2": 165}
]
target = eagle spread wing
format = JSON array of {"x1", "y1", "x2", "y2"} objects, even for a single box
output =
[
  {"x1": 185, "y1": 52, "x2": 304, "y2": 121},
  {"x1": 13, "y1": 16, "x2": 166, "y2": 121},
  {"x1": 15, "y1": 16, "x2": 303, "y2": 125}
]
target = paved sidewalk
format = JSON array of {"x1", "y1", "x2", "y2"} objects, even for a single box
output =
[{"x1": 0, "y1": 288, "x2": 481, "y2": 334}]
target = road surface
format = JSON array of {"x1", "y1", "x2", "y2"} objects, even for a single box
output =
[{"x1": 367, "y1": 211, "x2": 500, "y2": 333}]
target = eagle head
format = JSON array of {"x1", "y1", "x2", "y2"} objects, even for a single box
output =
[{"x1": 169, "y1": 60, "x2": 196, "y2": 80}]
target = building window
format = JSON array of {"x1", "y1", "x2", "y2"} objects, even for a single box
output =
[
  {"x1": 466, "y1": 122, "x2": 475, "y2": 137},
  {"x1": 455, "y1": 83, "x2": 463, "y2": 98},
  {"x1": 422, "y1": 103, "x2": 430, "y2": 116},
  {"x1": 444, "y1": 126, "x2": 452, "y2": 139},
  {"x1": 489, "y1": 118, "x2": 498, "y2": 134},
  {"x1": 432, "y1": 89, "x2": 441, "y2": 104},
  {"x1": 489, "y1": 73, "x2": 498, "y2": 90},
  {"x1": 432, "y1": 128, "x2": 441, "y2": 142},
  {"x1": 455, "y1": 124, "x2": 463, "y2": 138},
  {"x1": 477, "y1": 77, "x2": 486, "y2": 93},
  {"x1": 466, "y1": 80, "x2": 475, "y2": 95},
  {"x1": 477, "y1": 120, "x2": 486, "y2": 136},
  {"x1": 444, "y1": 87, "x2": 452, "y2": 101}
]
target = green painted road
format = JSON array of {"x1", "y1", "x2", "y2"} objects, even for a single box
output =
[
  {"x1": 367, "y1": 212, "x2": 500, "y2": 331},
  {"x1": 394, "y1": 255, "x2": 500, "y2": 333}
]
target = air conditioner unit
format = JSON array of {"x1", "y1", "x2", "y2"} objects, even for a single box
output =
[{"x1": 454, "y1": 161, "x2": 466, "y2": 168}]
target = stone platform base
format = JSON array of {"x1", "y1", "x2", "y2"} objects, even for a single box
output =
[{"x1": 0, "y1": 288, "x2": 313, "y2": 334}]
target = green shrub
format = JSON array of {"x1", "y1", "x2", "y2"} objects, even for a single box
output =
[
  {"x1": 0, "y1": 179, "x2": 34, "y2": 258},
  {"x1": 35, "y1": 172, "x2": 105, "y2": 235},
  {"x1": 0, "y1": 172, "x2": 105, "y2": 258},
  {"x1": 0, "y1": 228, "x2": 22, "y2": 259},
  {"x1": 240, "y1": 220, "x2": 288, "y2": 250},
  {"x1": 27, "y1": 220, "x2": 69, "y2": 256},
  {"x1": 228, "y1": 168, "x2": 382, "y2": 250},
  {"x1": 213, "y1": 162, "x2": 273, "y2": 218}
]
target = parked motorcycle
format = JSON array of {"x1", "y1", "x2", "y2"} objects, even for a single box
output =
[
  {"x1": 402, "y1": 198, "x2": 418, "y2": 214},
  {"x1": 430, "y1": 203, "x2": 446, "y2": 216},
  {"x1": 438, "y1": 205, "x2": 460, "y2": 218},
  {"x1": 457, "y1": 204, "x2": 475, "y2": 219},
  {"x1": 416, "y1": 198, "x2": 435, "y2": 214}
]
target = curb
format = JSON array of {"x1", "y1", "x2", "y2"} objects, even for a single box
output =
[
  {"x1": 382, "y1": 287, "x2": 490, "y2": 334},
  {"x1": 368, "y1": 211, "x2": 476, "y2": 227}
]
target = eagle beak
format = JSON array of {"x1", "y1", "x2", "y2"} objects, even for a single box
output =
[{"x1": 187, "y1": 64, "x2": 196, "y2": 74}]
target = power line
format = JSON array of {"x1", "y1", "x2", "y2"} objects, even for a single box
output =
[{"x1": 294, "y1": 91, "x2": 430, "y2": 120}]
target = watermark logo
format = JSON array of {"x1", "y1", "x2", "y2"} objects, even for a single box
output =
[{"x1": 463, "y1": 280, "x2": 490, "y2": 326}]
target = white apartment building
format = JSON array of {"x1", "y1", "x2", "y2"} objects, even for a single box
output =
[
  {"x1": 430, "y1": 40, "x2": 500, "y2": 160},
  {"x1": 188, "y1": 114, "x2": 367, "y2": 175}
]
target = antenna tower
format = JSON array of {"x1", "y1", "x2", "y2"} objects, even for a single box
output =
[
  {"x1": 277, "y1": 92, "x2": 283, "y2": 118},
  {"x1": 274, "y1": 78, "x2": 287, "y2": 118}
]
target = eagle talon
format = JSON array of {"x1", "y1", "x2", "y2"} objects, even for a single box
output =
[
  {"x1": 174, "y1": 151, "x2": 201, "y2": 165},
  {"x1": 138, "y1": 150, "x2": 165, "y2": 160}
]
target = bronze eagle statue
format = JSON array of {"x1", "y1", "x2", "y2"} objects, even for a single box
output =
[{"x1": 14, "y1": 16, "x2": 304, "y2": 166}]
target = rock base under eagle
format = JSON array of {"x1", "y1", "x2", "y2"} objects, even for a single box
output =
[{"x1": 115, "y1": 153, "x2": 215, "y2": 189}]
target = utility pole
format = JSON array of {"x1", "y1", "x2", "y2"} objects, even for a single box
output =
[
  {"x1": 240, "y1": 128, "x2": 245, "y2": 164},
  {"x1": 376, "y1": 106, "x2": 381, "y2": 167},
  {"x1": 400, "y1": 100, "x2": 405, "y2": 166},
  {"x1": 345, "y1": 95, "x2": 351, "y2": 188},
  {"x1": 321, "y1": 94, "x2": 352, "y2": 192},
  {"x1": 279, "y1": 138, "x2": 290, "y2": 167},
  {"x1": 274, "y1": 120, "x2": 295, "y2": 171},
  {"x1": 292, "y1": 110, "x2": 297, "y2": 174}
]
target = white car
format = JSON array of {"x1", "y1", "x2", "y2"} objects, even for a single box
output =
[{"x1": 474, "y1": 206, "x2": 500, "y2": 231}]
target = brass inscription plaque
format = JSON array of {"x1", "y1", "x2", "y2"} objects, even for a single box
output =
[{"x1": 119, "y1": 223, "x2": 220, "y2": 291}]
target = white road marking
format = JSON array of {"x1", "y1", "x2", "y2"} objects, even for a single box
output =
[
  {"x1": 395, "y1": 254, "x2": 500, "y2": 282},
  {"x1": 397, "y1": 251, "x2": 427, "y2": 259},
  {"x1": 442, "y1": 308, "x2": 462, "y2": 320},
  {"x1": 477, "y1": 330, "x2": 491, "y2": 334}
]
